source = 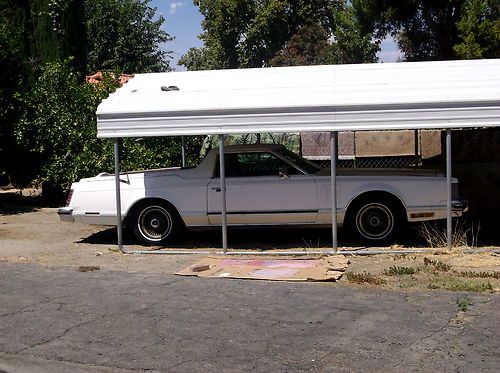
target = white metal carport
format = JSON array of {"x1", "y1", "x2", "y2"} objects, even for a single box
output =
[{"x1": 96, "y1": 59, "x2": 500, "y2": 254}]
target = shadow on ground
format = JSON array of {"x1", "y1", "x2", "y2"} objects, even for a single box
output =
[
  {"x1": 78, "y1": 218, "x2": 499, "y2": 250},
  {"x1": 79, "y1": 225, "x2": 427, "y2": 250},
  {"x1": 0, "y1": 191, "x2": 44, "y2": 215}
]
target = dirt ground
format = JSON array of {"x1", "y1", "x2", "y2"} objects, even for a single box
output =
[{"x1": 1, "y1": 188, "x2": 499, "y2": 292}]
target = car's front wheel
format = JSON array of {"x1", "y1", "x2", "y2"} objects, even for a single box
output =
[{"x1": 132, "y1": 203, "x2": 180, "y2": 246}]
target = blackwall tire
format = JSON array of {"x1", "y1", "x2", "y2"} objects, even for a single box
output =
[
  {"x1": 347, "y1": 198, "x2": 402, "y2": 244},
  {"x1": 132, "y1": 204, "x2": 179, "y2": 246}
]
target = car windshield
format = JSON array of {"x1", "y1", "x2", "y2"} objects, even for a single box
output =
[{"x1": 279, "y1": 149, "x2": 322, "y2": 174}]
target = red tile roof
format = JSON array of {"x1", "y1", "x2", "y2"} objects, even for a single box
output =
[{"x1": 86, "y1": 71, "x2": 133, "y2": 86}]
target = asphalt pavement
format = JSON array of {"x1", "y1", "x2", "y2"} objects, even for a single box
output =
[{"x1": 0, "y1": 263, "x2": 498, "y2": 372}]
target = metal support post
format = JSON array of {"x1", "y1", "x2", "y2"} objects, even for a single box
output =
[
  {"x1": 330, "y1": 131, "x2": 338, "y2": 252},
  {"x1": 181, "y1": 136, "x2": 186, "y2": 167},
  {"x1": 446, "y1": 129, "x2": 452, "y2": 250},
  {"x1": 114, "y1": 139, "x2": 125, "y2": 252},
  {"x1": 414, "y1": 129, "x2": 419, "y2": 168},
  {"x1": 219, "y1": 135, "x2": 228, "y2": 252}
]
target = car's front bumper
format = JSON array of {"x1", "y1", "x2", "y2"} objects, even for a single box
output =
[
  {"x1": 452, "y1": 200, "x2": 468, "y2": 215},
  {"x1": 58, "y1": 208, "x2": 74, "y2": 222}
]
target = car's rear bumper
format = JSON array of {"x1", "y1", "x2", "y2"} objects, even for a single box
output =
[{"x1": 58, "y1": 208, "x2": 74, "y2": 222}]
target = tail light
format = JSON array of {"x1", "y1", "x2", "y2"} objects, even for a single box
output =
[{"x1": 65, "y1": 189, "x2": 74, "y2": 206}]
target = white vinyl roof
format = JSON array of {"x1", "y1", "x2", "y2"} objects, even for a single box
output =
[{"x1": 97, "y1": 59, "x2": 500, "y2": 138}]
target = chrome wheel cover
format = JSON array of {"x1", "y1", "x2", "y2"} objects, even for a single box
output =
[
  {"x1": 355, "y1": 203, "x2": 394, "y2": 240},
  {"x1": 137, "y1": 206, "x2": 173, "y2": 242}
]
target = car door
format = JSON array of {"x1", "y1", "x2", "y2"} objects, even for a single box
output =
[{"x1": 207, "y1": 151, "x2": 318, "y2": 225}]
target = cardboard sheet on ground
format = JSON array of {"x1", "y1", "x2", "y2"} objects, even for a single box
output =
[{"x1": 176, "y1": 256, "x2": 350, "y2": 281}]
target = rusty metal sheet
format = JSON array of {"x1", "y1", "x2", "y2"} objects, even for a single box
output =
[{"x1": 301, "y1": 132, "x2": 354, "y2": 159}]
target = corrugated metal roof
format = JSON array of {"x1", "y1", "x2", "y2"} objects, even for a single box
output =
[{"x1": 97, "y1": 59, "x2": 500, "y2": 138}]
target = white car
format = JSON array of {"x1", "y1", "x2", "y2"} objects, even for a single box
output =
[{"x1": 58, "y1": 144, "x2": 466, "y2": 245}]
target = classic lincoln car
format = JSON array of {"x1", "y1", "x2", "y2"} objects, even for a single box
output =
[{"x1": 58, "y1": 144, "x2": 466, "y2": 245}]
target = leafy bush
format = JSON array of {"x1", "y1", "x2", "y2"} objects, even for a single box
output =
[
  {"x1": 15, "y1": 60, "x2": 203, "y2": 201},
  {"x1": 384, "y1": 266, "x2": 417, "y2": 276}
]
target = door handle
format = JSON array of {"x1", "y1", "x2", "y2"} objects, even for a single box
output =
[{"x1": 211, "y1": 187, "x2": 221, "y2": 192}]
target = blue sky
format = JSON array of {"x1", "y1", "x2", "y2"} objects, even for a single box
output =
[
  {"x1": 151, "y1": 0, "x2": 203, "y2": 69},
  {"x1": 151, "y1": 0, "x2": 400, "y2": 70}
]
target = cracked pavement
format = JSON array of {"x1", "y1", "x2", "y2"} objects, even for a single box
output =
[{"x1": 0, "y1": 263, "x2": 498, "y2": 372}]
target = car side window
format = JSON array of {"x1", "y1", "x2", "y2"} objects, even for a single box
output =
[{"x1": 215, "y1": 152, "x2": 301, "y2": 177}]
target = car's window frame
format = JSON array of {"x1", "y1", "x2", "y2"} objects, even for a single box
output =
[
  {"x1": 212, "y1": 151, "x2": 306, "y2": 178},
  {"x1": 275, "y1": 148, "x2": 322, "y2": 175}
]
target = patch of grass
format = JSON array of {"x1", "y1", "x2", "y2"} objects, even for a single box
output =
[
  {"x1": 427, "y1": 277, "x2": 493, "y2": 292},
  {"x1": 384, "y1": 266, "x2": 417, "y2": 276},
  {"x1": 423, "y1": 257, "x2": 451, "y2": 272},
  {"x1": 454, "y1": 270, "x2": 500, "y2": 279},
  {"x1": 456, "y1": 295, "x2": 472, "y2": 312},
  {"x1": 78, "y1": 265, "x2": 100, "y2": 272},
  {"x1": 345, "y1": 272, "x2": 386, "y2": 285},
  {"x1": 395, "y1": 277, "x2": 420, "y2": 289}
]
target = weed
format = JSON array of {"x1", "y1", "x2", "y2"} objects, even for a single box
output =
[
  {"x1": 345, "y1": 272, "x2": 386, "y2": 285},
  {"x1": 418, "y1": 221, "x2": 480, "y2": 249},
  {"x1": 392, "y1": 254, "x2": 407, "y2": 261},
  {"x1": 456, "y1": 296, "x2": 472, "y2": 312},
  {"x1": 384, "y1": 266, "x2": 417, "y2": 276},
  {"x1": 454, "y1": 270, "x2": 500, "y2": 279},
  {"x1": 78, "y1": 265, "x2": 100, "y2": 272},
  {"x1": 427, "y1": 277, "x2": 493, "y2": 292},
  {"x1": 423, "y1": 257, "x2": 451, "y2": 272}
]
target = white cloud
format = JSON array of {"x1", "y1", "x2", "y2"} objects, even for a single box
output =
[{"x1": 169, "y1": 1, "x2": 186, "y2": 15}]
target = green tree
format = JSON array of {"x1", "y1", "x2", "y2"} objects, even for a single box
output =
[
  {"x1": 85, "y1": 0, "x2": 172, "y2": 73},
  {"x1": 0, "y1": 0, "x2": 175, "y2": 191},
  {"x1": 353, "y1": 0, "x2": 499, "y2": 61},
  {"x1": 453, "y1": 0, "x2": 500, "y2": 59},
  {"x1": 0, "y1": 0, "x2": 88, "y2": 184},
  {"x1": 270, "y1": 7, "x2": 378, "y2": 67},
  {"x1": 321, "y1": 5, "x2": 379, "y2": 64},
  {"x1": 269, "y1": 24, "x2": 330, "y2": 66},
  {"x1": 178, "y1": 47, "x2": 215, "y2": 71},
  {"x1": 182, "y1": 0, "x2": 378, "y2": 70},
  {"x1": 353, "y1": 0, "x2": 463, "y2": 61},
  {"x1": 0, "y1": 8, "x2": 26, "y2": 184},
  {"x1": 0, "y1": 0, "x2": 87, "y2": 73}
]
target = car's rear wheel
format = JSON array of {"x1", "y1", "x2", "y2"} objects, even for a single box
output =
[
  {"x1": 346, "y1": 196, "x2": 404, "y2": 244},
  {"x1": 132, "y1": 203, "x2": 180, "y2": 246}
]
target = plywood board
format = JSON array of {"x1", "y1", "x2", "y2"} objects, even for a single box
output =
[
  {"x1": 421, "y1": 130, "x2": 441, "y2": 159},
  {"x1": 176, "y1": 256, "x2": 350, "y2": 282},
  {"x1": 355, "y1": 130, "x2": 416, "y2": 157}
]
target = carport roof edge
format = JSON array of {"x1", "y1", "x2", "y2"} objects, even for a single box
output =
[{"x1": 96, "y1": 59, "x2": 500, "y2": 138}]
